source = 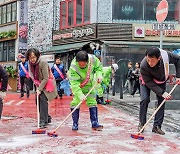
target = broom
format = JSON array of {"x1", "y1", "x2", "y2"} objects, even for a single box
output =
[
  {"x1": 47, "y1": 82, "x2": 98, "y2": 137},
  {"x1": 131, "y1": 83, "x2": 178, "y2": 140},
  {"x1": 32, "y1": 94, "x2": 46, "y2": 134}
]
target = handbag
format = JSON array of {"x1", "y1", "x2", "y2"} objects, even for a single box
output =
[{"x1": 33, "y1": 67, "x2": 55, "y2": 92}]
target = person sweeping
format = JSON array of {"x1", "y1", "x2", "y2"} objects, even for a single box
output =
[
  {"x1": 138, "y1": 47, "x2": 180, "y2": 135},
  {"x1": 68, "y1": 50, "x2": 103, "y2": 131},
  {"x1": 0, "y1": 65, "x2": 8, "y2": 124},
  {"x1": 26, "y1": 48, "x2": 57, "y2": 129}
]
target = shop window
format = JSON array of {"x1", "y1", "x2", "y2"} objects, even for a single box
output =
[
  {"x1": 76, "y1": 0, "x2": 82, "y2": 24},
  {"x1": 60, "y1": 0, "x2": 90, "y2": 29},
  {"x1": 112, "y1": 0, "x2": 178, "y2": 22},
  {"x1": 7, "y1": 4, "x2": 11, "y2": 23},
  {"x1": 0, "y1": 2, "x2": 17, "y2": 25},
  {"x1": 2, "y1": 5, "x2": 6, "y2": 24},
  {"x1": 0, "y1": 40, "x2": 15, "y2": 62},
  {"x1": 0, "y1": 7, "x2": 2, "y2": 24},
  {"x1": 112, "y1": 0, "x2": 143, "y2": 20},
  {"x1": 11, "y1": 2, "x2": 17, "y2": 22},
  {"x1": 68, "y1": 0, "x2": 74, "y2": 26}
]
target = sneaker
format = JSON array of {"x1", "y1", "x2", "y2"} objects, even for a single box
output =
[
  {"x1": 152, "y1": 126, "x2": 165, "y2": 135},
  {"x1": 138, "y1": 123, "x2": 144, "y2": 133},
  {"x1": 39, "y1": 122, "x2": 47, "y2": 129}
]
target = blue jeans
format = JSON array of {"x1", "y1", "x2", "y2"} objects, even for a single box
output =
[{"x1": 139, "y1": 83, "x2": 166, "y2": 127}]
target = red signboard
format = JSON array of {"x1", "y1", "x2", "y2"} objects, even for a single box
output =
[{"x1": 156, "y1": 0, "x2": 168, "y2": 23}]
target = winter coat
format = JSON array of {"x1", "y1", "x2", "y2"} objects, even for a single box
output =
[
  {"x1": 28, "y1": 57, "x2": 57, "y2": 102},
  {"x1": 0, "y1": 65, "x2": 8, "y2": 92}
]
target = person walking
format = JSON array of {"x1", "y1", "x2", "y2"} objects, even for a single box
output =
[
  {"x1": 68, "y1": 50, "x2": 103, "y2": 131},
  {"x1": 124, "y1": 61, "x2": 134, "y2": 94},
  {"x1": 138, "y1": 47, "x2": 180, "y2": 135},
  {"x1": 0, "y1": 65, "x2": 8, "y2": 122},
  {"x1": 26, "y1": 48, "x2": 57, "y2": 128},
  {"x1": 131, "y1": 62, "x2": 140, "y2": 96},
  {"x1": 18, "y1": 55, "x2": 30, "y2": 98},
  {"x1": 51, "y1": 57, "x2": 66, "y2": 99}
]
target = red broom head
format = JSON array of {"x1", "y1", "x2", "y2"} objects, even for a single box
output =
[
  {"x1": 131, "y1": 133, "x2": 144, "y2": 140},
  {"x1": 47, "y1": 131, "x2": 58, "y2": 137},
  {"x1": 32, "y1": 129, "x2": 46, "y2": 134},
  {"x1": 105, "y1": 99, "x2": 111, "y2": 103}
]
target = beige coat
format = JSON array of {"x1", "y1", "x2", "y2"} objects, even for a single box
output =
[{"x1": 28, "y1": 57, "x2": 57, "y2": 102}]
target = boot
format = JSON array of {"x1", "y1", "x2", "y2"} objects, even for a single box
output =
[
  {"x1": 58, "y1": 90, "x2": 63, "y2": 99},
  {"x1": 89, "y1": 107, "x2": 103, "y2": 131},
  {"x1": 71, "y1": 108, "x2": 80, "y2": 131},
  {"x1": 152, "y1": 125, "x2": 165, "y2": 135}
]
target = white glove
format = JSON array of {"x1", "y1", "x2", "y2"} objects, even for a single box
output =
[
  {"x1": 36, "y1": 89, "x2": 41, "y2": 95},
  {"x1": 162, "y1": 92, "x2": 172, "y2": 100},
  {"x1": 97, "y1": 78, "x2": 102, "y2": 83},
  {"x1": 80, "y1": 95, "x2": 86, "y2": 101},
  {"x1": 0, "y1": 91, "x2": 6, "y2": 99},
  {"x1": 176, "y1": 77, "x2": 180, "y2": 84}
]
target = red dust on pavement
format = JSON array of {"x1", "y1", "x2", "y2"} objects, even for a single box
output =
[{"x1": 0, "y1": 93, "x2": 180, "y2": 153}]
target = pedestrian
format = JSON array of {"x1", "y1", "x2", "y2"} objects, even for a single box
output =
[
  {"x1": 51, "y1": 57, "x2": 66, "y2": 99},
  {"x1": 138, "y1": 47, "x2": 180, "y2": 135},
  {"x1": 130, "y1": 62, "x2": 140, "y2": 96},
  {"x1": 26, "y1": 48, "x2": 57, "y2": 129},
  {"x1": 123, "y1": 61, "x2": 134, "y2": 94},
  {"x1": 0, "y1": 65, "x2": 8, "y2": 122},
  {"x1": 96, "y1": 64, "x2": 117, "y2": 105},
  {"x1": 18, "y1": 55, "x2": 30, "y2": 98},
  {"x1": 68, "y1": 50, "x2": 103, "y2": 131}
]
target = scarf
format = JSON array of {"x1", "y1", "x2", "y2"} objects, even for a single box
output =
[{"x1": 30, "y1": 58, "x2": 40, "y2": 80}]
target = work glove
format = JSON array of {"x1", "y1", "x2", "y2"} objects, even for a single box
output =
[
  {"x1": 0, "y1": 91, "x2": 6, "y2": 99},
  {"x1": 97, "y1": 78, "x2": 102, "y2": 83},
  {"x1": 36, "y1": 89, "x2": 41, "y2": 95},
  {"x1": 80, "y1": 95, "x2": 86, "y2": 102},
  {"x1": 162, "y1": 92, "x2": 172, "y2": 100},
  {"x1": 176, "y1": 77, "x2": 180, "y2": 84}
]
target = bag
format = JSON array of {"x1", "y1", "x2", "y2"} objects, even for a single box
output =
[
  {"x1": 45, "y1": 78, "x2": 54, "y2": 92},
  {"x1": 33, "y1": 68, "x2": 55, "y2": 92}
]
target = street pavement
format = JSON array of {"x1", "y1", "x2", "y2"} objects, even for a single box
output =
[{"x1": 0, "y1": 92, "x2": 180, "y2": 153}]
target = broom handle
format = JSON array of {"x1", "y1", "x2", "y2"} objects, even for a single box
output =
[
  {"x1": 53, "y1": 82, "x2": 98, "y2": 132},
  {"x1": 139, "y1": 83, "x2": 178, "y2": 134},
  {"x1": 37, "y1": 94, "x2": 40, "y2": 128}
]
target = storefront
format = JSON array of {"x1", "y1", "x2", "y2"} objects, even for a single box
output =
[{"x1": 44, "y1": 24, "x2": 97, "y2": 69}]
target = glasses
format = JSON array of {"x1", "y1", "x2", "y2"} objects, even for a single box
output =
[{"x1": 29, "y1": 56, "x2": 37, "y2": 60}]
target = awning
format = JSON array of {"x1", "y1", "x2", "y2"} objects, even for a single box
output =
[
  {"x1": 42, "y1": 42, "x2": 90, "y2": 55},
  {"x1": 103, "y1": 41, "x2": 180, "y2": 48}
]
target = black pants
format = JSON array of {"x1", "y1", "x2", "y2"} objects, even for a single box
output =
[
  {"x1": 131, "y1": 80, "x2": 140, "y2": 95},
  {"x1": 139, "y1": 83, "x2": 166, "y2": 127},
  {"x1": 0, "y1": 98, "x2": 3, "y2": 119},
  {"x1": 20, "y1": 76, "x2": 30, "y2": 95},
  {"x1": 36, "y1": 92, "x2": 49, "y2": 124}
]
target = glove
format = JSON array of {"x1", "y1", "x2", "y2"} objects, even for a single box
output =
[
  {"x1": 0, "y1": 91, "x2": 6, "y2": 99},
  {"x1": 36, "y1": 89, "x2": 41, "y2": 95},
  {"x1": 176, "y1": 77, "x2": 180, "y2": 84},
  {"x1": 97, "y1": 78, "x2": 102, "y2": 83},
  {"x1": 162, "y1": 92, "x2": 172, "y2": 100},
  {"x1": 80, "y1": 95, "x2": 86, "y2": 102}
]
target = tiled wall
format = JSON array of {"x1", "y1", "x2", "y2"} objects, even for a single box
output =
[{"x1": 28, "y1": 0, "x2": 53, "y2": 52}]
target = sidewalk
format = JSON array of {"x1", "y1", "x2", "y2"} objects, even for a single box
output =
[
  {"x1": 108, "y1": 92, "x2": 180, "y2": 133},
  {"x1": 0, "y1": 93, "x2": 180, "y2": 153}
]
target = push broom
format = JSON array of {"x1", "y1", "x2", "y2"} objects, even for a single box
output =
[
  {"x1": 47, "y1": 82, "x2": 98, "y2": 137},
  {"x1": 32, "y1": 94, "x2": 46, "y2": 134},
  {"x1": 131, "y1": 83, "x2": 178, "y2": 140}
]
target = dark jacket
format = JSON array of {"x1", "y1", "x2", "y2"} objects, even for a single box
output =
[
  {"x1": 0, "y1": 65, "x2": 8, "y2": 92},
  {"x1": 51, "y1": 63, "x2": 66, "y2": 81},
  {"x1": 19, "y1": 61, "x2": 29, "y2": 77},
  {"x1": 140, "y1": 51, "x2": 180, "y2": 96}
]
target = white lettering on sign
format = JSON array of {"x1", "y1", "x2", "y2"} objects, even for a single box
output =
[
  {"x1": 73, "y1": 28, "x2": 94, "y2": 38},
  {"x1": 156, "y1": 8, "x2": 168, "y2": 15}
]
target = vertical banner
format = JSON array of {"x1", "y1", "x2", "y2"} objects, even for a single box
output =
[{"x1": 19, "y1": 0, "x2": 28, "y2": 54}]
